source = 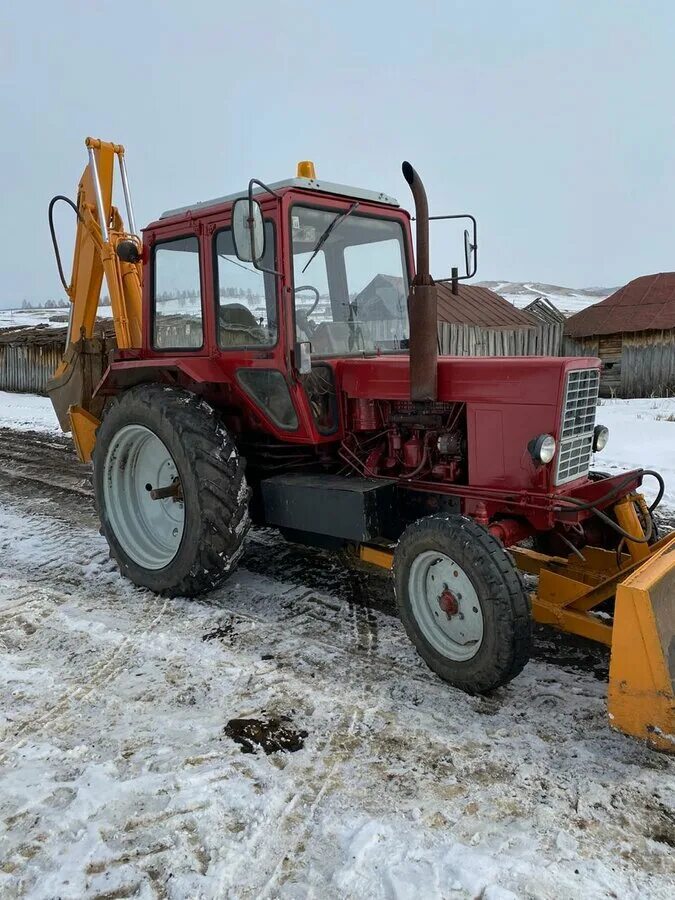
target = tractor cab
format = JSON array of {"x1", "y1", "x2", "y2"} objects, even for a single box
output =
[
  {"x1": 137, "y1": 163, "x2": 477, "y2": 448},
  {"x1": 155, "y1": 163, "x2": 412, "y2": 358},
  {"x1": 138, "y1": 166, "x2": 411, "y2": 444}
]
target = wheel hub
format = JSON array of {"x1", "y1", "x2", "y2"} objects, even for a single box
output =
[
  {"x1": 102, "y1": 424, "x2": 185, "y2": 570},
  {"x1": 408, "y1": 550, "x2": 484, "y2": 661},
  {"x1": 438, "y1": 587, "x2": 459, "y2": 618}
]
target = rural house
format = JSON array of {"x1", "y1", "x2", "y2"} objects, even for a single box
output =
[{"x1": 564, "y1": 272, "x2": 675, "y2": 397}]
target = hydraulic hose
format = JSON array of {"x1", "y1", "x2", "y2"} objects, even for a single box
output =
[
  {"x1": 553, "y1": 469, "x2": 664, "y2": 514},
  {"x1": 553, "y1": 469, "x2": 665, "y2": 544},
  {"x1": 644, "y1": 469, "x2": 666, "y2": 512},
  {"x1": 48, "y1": 195, "x2": 81, "y2": 293}
]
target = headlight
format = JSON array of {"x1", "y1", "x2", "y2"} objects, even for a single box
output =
[
  {"x1": 593, "y1": 424, "x2": 609, "y2": 452},
  {"x1": 529, "y1": 434, "x2": 556, "y2": 465}
]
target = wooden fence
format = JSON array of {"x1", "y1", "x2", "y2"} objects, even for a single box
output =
[{"x1": 439, "y1": 322, "x2": 563, "y2": 356}]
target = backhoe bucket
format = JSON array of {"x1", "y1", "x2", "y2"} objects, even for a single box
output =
[
  {"x1": 47, "y1": 335, "x2": 108, "y2": 432},
  {"x1": 609, "y1": 540, "x2": 675, "y2": 751}
]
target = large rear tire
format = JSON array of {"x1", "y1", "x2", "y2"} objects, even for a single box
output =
[
  {"x1": 393, "y1": 515, "x2": 531, "y2": 693},
  {"x1": 93, "y1": 384, "x2": 250, "y2": 596}
]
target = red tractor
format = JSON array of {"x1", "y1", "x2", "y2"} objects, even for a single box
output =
[{"x1": 47, "y1": 139, "x2": 674, "y2": 748}]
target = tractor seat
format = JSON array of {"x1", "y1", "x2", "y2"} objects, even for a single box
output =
[
  {"x1": 219, "y1": 303, "x2": 258, "y2": 327},
  {"x1": 219, "y1": 303, "x2": 266, "y2": 346}
]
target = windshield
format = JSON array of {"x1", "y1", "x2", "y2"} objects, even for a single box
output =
[{"x1": 291, "y1": 205, "x2": 409, "y2": 355}]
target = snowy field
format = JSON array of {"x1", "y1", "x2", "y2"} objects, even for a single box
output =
[
  {"x1": 0, "y1": 309, "x2": 69, "y2": 329},
  {"x1": 0, "y1": 392, "x2": 61, "y2": 434},
  {"x1": 0, "y1": 393, "x2": 673, "y2": 898}
]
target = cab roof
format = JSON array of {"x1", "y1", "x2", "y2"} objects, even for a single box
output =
[{"x1": 159, "y1": 176, "x2": 399, "y2": 220}]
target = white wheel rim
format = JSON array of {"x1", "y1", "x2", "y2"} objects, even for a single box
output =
[
  {"x1": 408, "y1": 550, "x2": 484, "y2": 661},
  {"x1": 103, "y1": 424, "x2": 185, "y2": 570}
]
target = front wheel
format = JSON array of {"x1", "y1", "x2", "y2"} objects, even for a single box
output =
[
  {"x1": 93, "y1": 384, "x2": 250, "y2": 596},
  {"x1": 393, "y1": 515, "x2": 531, "y2": 693}
]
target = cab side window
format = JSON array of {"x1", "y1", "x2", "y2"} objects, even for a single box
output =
[
  {"x1": 215, "y1": 223, "x2": 277, "y2": 348},
  {"x1": 153, "y1": 235, "x2": 204, "y2": 349}
]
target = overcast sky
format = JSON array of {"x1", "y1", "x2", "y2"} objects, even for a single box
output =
[{"x1": 1, "y1": 1, "x2": 674, "y2": 307}]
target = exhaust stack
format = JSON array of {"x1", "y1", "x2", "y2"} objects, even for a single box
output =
[{"x1": 402, "y1": 162, "x2": 438, "y2": 401}]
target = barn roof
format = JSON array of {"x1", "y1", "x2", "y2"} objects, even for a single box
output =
[
  {"x1": 565, "y1": 272, "x2": 675, "y2": 337},
  {"x1": 436, "y1": 282, "x2": 537, "y2": 329},
  {"x1": 523, "y1": 296, "x2": 566, "y2": 325}
]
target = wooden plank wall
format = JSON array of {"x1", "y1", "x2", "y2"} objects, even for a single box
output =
[
  {"x1": 564, "y1": 330, "x2": 675, "y2": 397},
  {"x1": 622, "y1": 331, "x2": 675, "y2": 397},
  {"x1": 439, "y1": 322, "x2": 563, "y2": 357}
]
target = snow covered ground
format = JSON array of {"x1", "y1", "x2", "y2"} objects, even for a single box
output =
[
  {"x1": 0, "y1": 395, "x2": 673, "y2": 898},
  {"x1": 0, "y1": 308, "x2": 70, "y2": 329},
  {"x1": 0, "y1": 448, "x2": 673, "y2": 899},
  {"x1": 0, "y1": 391, "x2": 61, "y2": 434},
  {"x1": 598, "y1": 397, "x2": 675, "y2": 509}
]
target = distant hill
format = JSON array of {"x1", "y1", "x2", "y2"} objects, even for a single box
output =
[{"x1": 476, "y1": 282, "x2": 617, "y2": 316}]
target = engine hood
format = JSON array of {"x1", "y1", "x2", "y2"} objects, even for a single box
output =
[{"x1": 335, "y1": 355, "x2": 600, "y2": 405}]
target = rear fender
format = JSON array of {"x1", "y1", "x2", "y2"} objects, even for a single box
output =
[{"x1": 93, "y1": 357, "x2": 232, "y2": 396}]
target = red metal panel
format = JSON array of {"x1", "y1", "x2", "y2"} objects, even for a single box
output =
[
  {"x1": 337, "y1": 355, "x2": 597, "y2": 404},
  {"x1": 338, "y1": 355, "x2": 598, "y2": 493}
]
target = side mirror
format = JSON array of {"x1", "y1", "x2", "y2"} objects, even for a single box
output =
[
  {"x1": 464, "y1": 228, "x2": 477, "y2": 278},
  {"x1": 232, "y1": 197, "x2": 265, "y2": 263}
]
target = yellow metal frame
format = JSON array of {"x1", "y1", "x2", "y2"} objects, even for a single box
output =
[
  {"x1": 510, "y1": 497, "x2": 669, "y2": 641},
  {"x1": 358, "y1": 495, "x2": 675, "y2": 751},
  {"x1": 48, "y1": 138, "x2": 143, "y2": 462}
]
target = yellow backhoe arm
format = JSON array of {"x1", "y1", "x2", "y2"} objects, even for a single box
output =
[{"x1": 47, "y1": 138, "x2": 143, "y2": 461}]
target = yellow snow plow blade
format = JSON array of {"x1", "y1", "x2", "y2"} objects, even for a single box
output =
[
  {"x1": 609, "y1": 538, "x2": 675, "y2": 751},
  {"x1": 511, "y1": 495, "x2": 675, "y2": 752}
]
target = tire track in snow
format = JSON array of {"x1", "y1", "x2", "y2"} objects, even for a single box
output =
[
  {"x1": 0, "y1": 509, "x2": 171, "y2": 759},
  {"x1": 0, "y1": 586, "x2": 169, "y2": 762}
]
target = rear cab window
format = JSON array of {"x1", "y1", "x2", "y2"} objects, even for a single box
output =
[{"x1": 152, "y1": 235, "x2": 204, "y2": 349}]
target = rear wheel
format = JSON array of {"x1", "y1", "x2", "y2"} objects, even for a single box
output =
[
  {"x1": 394, "y1": 515, "x2": 531, "y2": 693},
  {"x1": 93, "y1": 384, "x2": 250, "y2": 596}
]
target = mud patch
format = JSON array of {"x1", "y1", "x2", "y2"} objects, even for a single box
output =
[
  {"x1": 202, "y1": 618, "x2": 235, "y2": 642},
  {"x1": 532, "y1": 624, "x2": 610, "y2": 680},
  {"x1": 224, "y1": 716, "x2": 308, "y2": 755}
]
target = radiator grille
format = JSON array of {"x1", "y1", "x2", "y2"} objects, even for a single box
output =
[{"x1": 554, "y1": 368, "x2": 600, "y2": 485}]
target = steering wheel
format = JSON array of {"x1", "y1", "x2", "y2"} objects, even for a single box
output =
[{"x1": 293, "y1": 284, "x2": 321, "y2": 317}]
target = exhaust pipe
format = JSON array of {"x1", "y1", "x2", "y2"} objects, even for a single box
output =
[{"x1": 402, "y1": 162, "x2": 437, "y2": 401}]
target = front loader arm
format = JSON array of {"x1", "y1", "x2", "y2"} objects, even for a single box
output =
[{"x1": 48, "y1": 138, "x2": 143, "y2": 461}]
